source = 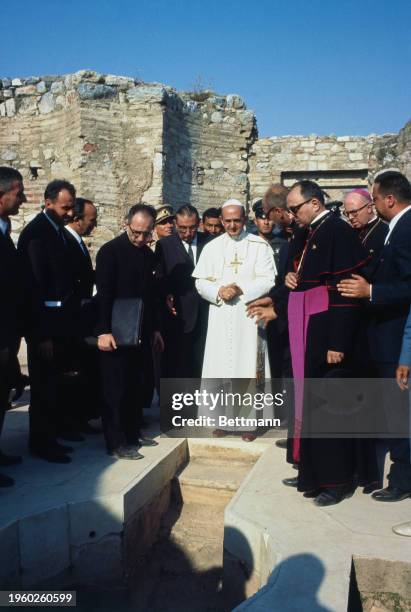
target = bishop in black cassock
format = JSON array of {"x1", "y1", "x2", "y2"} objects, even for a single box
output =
[{"x1": 285, "y1": 181, "x2": 378, "y2": 506}]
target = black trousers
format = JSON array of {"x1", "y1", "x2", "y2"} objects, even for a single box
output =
[
  {"x1": 375, "y1": 362, "x2": 411, "y2": 491},
  {"x1": 162, "y1": 318, "x2": 207, "y2": 379},
  {"x1": 100, "y1": 345, "x2": 147, "y2": 453},
  {"x1": 0, "y1": 345, "x2": 15, "y2": 442},
  {"x1": 27, "y1": 337, "x2": 77, "y2": 448}
]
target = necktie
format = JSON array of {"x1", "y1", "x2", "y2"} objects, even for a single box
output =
[
  {"x1": 80, "y1": 238, "x2": 87, "y2": 255},
  {"x1": 188, "y1": 244, "x2": 195, "y2": 264}
]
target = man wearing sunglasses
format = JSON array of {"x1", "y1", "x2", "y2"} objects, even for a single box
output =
[
  {"x1": 283, "y1": 180, "x2": 378, "y2": 506},
  {"x1": 343, "y1": 188, "x2": 388, "y2": 262}
]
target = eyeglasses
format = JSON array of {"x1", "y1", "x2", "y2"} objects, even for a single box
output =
[
  {"x1": 128, "y1": 227, "x2": 153, "y2": 238},
  {"x1": 177, "y1": 225, "x2": 198, "y2": 233},
  {"x1": 342, "y1": 202, "x2": 369, "y2": 219},
  {"x1": 286, "y1": 198, "x2": 312, "y2": 216}
]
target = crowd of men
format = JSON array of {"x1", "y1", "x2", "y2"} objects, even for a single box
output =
[{"x1": 0, "y1": 165, "x2": 410, "y2": 534}]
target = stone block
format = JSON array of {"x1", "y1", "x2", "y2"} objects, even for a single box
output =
[
  {"x1": 18, "y1": 97, "x2": 39, "y2": 116},
  {"x1": 3, "y1": 89, "x2": 13, "y2": 99},
  {"x1": 0, "y1": 103, "x2": 5, "y2": 117},
  {"x1": 11, "y1": 78, "x2": 22, "y2": 87},
  {"x1": 126, "y1": 85, "x2": 168, "y2": 104},
  {"x1": 211, "y1": 111, "x2": 223, "y2": 123},
  {"x1": 68, "y1": 496, "x2": 123, "y2": 548},
  {"x1": 0, "y1": 521, "x2": 20, "y2": 588},
  {"x1": 15, "y1": 85, "x2": 37, "y2": 96},
  {"x1": 105, "y1": 74, "x2": 135, "y2": 89},
  {"x1": 211, "y1": 160, "x2": 224, "y2": 169},
  {"x1": 349, "y1": 152, "x2": 365, "y2": 161},
  {"x1": 50, "y1": 81, "x2": 65, "y2": 94},
  {"x1": 226, "y1": 94, "x2": 245, "y2": 110},
  {"x1": 77, "y1": 83, "x2": 116, "y2": 100},
  {"x1": 36, "y1": 81, "x2": 47, "y2": 94},
  {"x1": 70, "y1": 534, "x2": 123, "y2": 586},
  {"x1": 1, "y1": 149, "x2": 17, "y2": 161},
  {"x1": 19, "y1": 505, "x2": 70, "y2": 588},
  {"x1": 38, "y1": 92, "x2": 56, "y2": 114},
  {"x1": 1, "y1": 77, "x2": 11, "y2": 88},
  {"x1": 239, "y1": 110, "x2": 255, "y2": 126},
  {"x1": 24, "y1": 77, "x2": 40, "y2": 85},
  {"x1": 5, "y1": 98, "x2": 15, "y2": 116}
]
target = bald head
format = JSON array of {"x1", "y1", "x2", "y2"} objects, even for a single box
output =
[{"x1": 221, "y1": 204, "x2": 245, "y2": 238}]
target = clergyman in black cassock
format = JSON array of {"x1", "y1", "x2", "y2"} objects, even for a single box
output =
[
  {"x1": 95, "y1": 205, "x2": 162, "y2": 458},
  {"x1": 285, "y1": 181, "x2": 378, "y2": 506}
]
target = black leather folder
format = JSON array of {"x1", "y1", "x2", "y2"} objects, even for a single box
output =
[{"x1": 111, "y1": 297, "x2": 144, "y2": 347}]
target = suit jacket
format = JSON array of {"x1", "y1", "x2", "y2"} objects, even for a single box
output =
[
  {"x1": 0, "y1": 230, "x2": 25, "y2": 349},
  {"x1": 66, "y1": 230, "x2": 96, "y2": 336},
  {"x1": 66, "y1": 231, "x2": 94, "y2": 300},
  {"x1": 17, "y1": 212, "x2": 76, "y2": 340},
  {"x1": 155, "y1": 232, "x2": 209, "y2": 334},
  {"x1": 367, "y1": 207, "x2": 411, "y2": 362}
]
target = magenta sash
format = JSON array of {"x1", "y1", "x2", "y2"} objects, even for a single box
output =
[{"x1": 288, "y1": 285, "x2": 329, "y2": 462}]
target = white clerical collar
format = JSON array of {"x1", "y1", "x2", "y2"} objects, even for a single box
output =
[
  {"x1": 43, "y1": 209, "x2": 61, "y2": 233},
  {"x1": 310, "y1": 210, "x2": 330, "y2": 226},
  {"x1": 66, "y1": 225, "x2": 82, "y2": 244},
  {"x1": 385, "y1": 205, "x2": 411, "y2": 244},
  {"x1": 0, "y1": 217, "x2": 8, "y2": 235}
]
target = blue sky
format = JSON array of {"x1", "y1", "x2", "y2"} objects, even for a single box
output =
[{"x1": 2, "y1": 0, "x2": 410, "y2": 137}]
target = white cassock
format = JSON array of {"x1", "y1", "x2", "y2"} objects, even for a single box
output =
[{"x1": 193, "y1": 230, "x2": 276, "y2": 379}]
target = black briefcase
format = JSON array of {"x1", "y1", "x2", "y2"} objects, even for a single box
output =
[{"x1": 111, "y1": 298, "x2": 144, "y2": 347}]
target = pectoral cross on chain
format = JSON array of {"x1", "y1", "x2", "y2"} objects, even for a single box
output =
[{"x1": 229, "y1": 252, "x2": 243, "y2": 274}]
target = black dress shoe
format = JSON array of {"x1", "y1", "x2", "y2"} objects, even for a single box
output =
[
  {"x1": 58, "y1": 432, "x2": 85, "y2": 442},
  {"x1": 0, "y1": 451, "x2": 22, "y2": 467},
  {"x1": 52, "y1": 441, "x2": 74, "y2": 454},
  {"x1": 109, "y1": 445, "x2": 144, "y2": 460},
  {"x1": 372, "y1": 486, "x2": 411, "y2": 502},
  {"x1": 282, "y1": 476, "x2": 298, "y2": 487},
  {"x1": 30, "y1": 448, "x2": 71, "y2": 464},
  {"x1": 314, "y1": 486, "x2": 354, "y2": 507},
  {"x1": 0, "y1": 472, "x2": 14, "y2": 487},
  {"x1": 363, "y1": 481, "x2": 382, "y2": 495},
  {"x1": 275, "y1": 439, "x2": 288, "y2": 449},
  {"x1": 138, "y1": 437, "x2": 159, "y2": 447}
]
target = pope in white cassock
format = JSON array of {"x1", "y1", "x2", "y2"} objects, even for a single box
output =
[{"x1": 192, "y1": 199, "x2": 277, "y2": 380}]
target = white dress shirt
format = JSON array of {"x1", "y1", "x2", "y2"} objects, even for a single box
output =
[
  {"x1": 182, "y1": 235, "x2": 198, "y2": 264},
  {"x1": 66, "y1": 225, "x2": 87, "y2": 254},
  {"x1": 384, "y1": 205, "x2": 411, "y2": 244}
]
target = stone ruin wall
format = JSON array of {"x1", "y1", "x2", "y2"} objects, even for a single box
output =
[
  {"x1": 0, "y1": 71, "x2": 255, "y2": 253},
  {"x1": 0, "y1": 70, "x2": 410, "y2": 254}
]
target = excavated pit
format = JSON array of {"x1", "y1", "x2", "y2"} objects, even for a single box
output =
[{"x1": 75, "y1": 445, "x2": 260, "y2": 612}]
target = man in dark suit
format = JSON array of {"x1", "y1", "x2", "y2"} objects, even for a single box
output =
[
  {"x1": 18, "y1": 179, "x2": 76, "y2": 463},
  {"x1": 65, "y1": 198, "x2": 100, "y2": 434},
  {"x1": 0, "y1": 167, "x2": 27, "y2": 486},
  {"x1": 96, "y1": 204, "x2": 163, "y2": 459},
  {"x1": 338, "y1": 170, "x2": 411, "y2": 501},
  {"x1": 155, "y1": 204, "x2": 209, "y2": 378}
]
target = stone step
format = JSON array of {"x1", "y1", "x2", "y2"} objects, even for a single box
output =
[{"x1": 178, "y1": 457, "x2": 253, "y2": 492}]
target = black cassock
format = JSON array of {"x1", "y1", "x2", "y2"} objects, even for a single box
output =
[
  {"x1": 286, "y1": 212, "x2": 378, "y2": 492},
  {"x1": 95, "y1": 233, "x2": 160, "y2": 453}
]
